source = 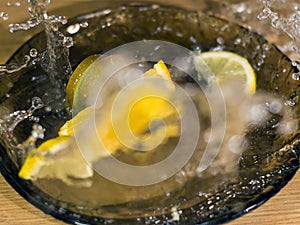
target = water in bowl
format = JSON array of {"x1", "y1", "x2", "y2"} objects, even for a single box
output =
[{"x1": 0, "y1": 1, "x2": 299, "y2": 224}]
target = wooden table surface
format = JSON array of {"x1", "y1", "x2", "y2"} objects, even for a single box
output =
[
  {"x1": 0, "y1": 0, "x2": 299, "y2": 224},
  {"x1": 0, "y1": 171, "x2": 300, "y2": 225}
]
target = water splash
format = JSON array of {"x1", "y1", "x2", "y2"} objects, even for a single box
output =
[
  {"x1": 0, "y1": 97, "x2": 44, "y2": 164},
  {"x1": 0, "y1": 97, "x2": 44, "y2": 132},
  {"x1": 1, "y1": 0, "x2": 73, "y2": 85},
  {"x1": 16, "y1": 123, "x2": 45, "y2": 162},
  {"x1": 258, "y1": 0, "x2": 300, "y2": 75},
  {"x1": 0, "y1": 11, "x2": 9, "y2": 20},
  {"x1": 0, "y1": 55, "x2": 30, "y2": 74},
  {"x1": 7, "y1": 1, "x2": 22, "y2": 7}
]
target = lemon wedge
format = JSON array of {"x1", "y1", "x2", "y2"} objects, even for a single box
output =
[
  {"x1": 200, "y1": 51, "x2": 256, "y2": 94},
  {"x1": 18, "y1": 136, "x2": 93, "y2": 185}
]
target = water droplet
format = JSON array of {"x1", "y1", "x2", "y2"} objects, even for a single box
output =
[
  {"x1": 80, "y1": 21, "x2": 89, "y2": 28},
  {"x1": 262, "y1": 43, "x2": 270, "y2": 51},
  {"x1": 31, "y1": 124, "x2": 45, "y2": 139},
  {"x1": 45, "y1": 106, "x2": 52, "y2": 112},
  {"x1": 67, "y1": 23, "x2": 80, "y2": 34},
  {"x1": 216, "y1": 37, "x2": 225, "y2": 45},
  {"x1": 234, "y1": 38, "x2": 242, "y2": 45},
  {"x1": 292, "y1": 60, "x2": 299, "y2": 67},
  {"x1": 189, "y1": 35, "x2": 197, "y2": 44},
  {"x1": 0, "y1": 12, "x2": 9, "y2": 20},
  {"x1": 292, "y1": 72, "x2": 300, "y2": 80},
  {"x1": 7, "y1": 82, "x2": 14, "y2": 88},
  {"x1": 285, "y1": 99, "x2": 296, "y2": 107},
  {"x1": 31, "y1": 97, "x2": 44, "y2": 109},
  {"x1": 151, "y1": 4, "x2": 160, "y2": 10},
  {"x1": 176, "y1": 32, "x2": 183, "y2": 37},
  {"x1": 30, "y1": 48, "x2": 38, "y2": 58},
  {"x1": 63, "y1": 36, "x2": 74, "y2": 48}
]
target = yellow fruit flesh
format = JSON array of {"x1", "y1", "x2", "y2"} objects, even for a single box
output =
[
  {"x1": 200, "y1": 51, "x2": 256, "y2": 94},
  {"x1": 19, "y1": 60, "x2": 180, "y2": 182}
]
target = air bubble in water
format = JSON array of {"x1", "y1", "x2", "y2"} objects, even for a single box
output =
[
  {"x1": 228, "y1": 135, "x2": 247, "y2": 154},
  {"x1": 268, "y1": 100, "x2": 283, "y2": 114}
]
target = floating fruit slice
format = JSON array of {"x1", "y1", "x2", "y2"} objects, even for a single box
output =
[
  {"x1": 200, "y1": 51, "x2": 256, "y2": 94},
  {"x1": 66, "y1": 54, "x2": 99, "y2": 107},
  {"x1": 18, "y1": 136, "x2": 93, "y2": 186}
]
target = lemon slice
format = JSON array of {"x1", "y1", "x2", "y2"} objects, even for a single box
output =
[
  {"x1": 18, "y1": 136, "x2": 93, "y2": 186},
  {"x1": 66, "y1": 54, "x2": 99, "y2": 107},
  {"x1": 200, "y1": 51, "x2": 256, "y2": 94}
]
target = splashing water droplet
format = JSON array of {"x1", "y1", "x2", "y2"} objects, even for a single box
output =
[
  {"x1": 292, "y1": 72, "x2": 300, "y2": 80},
  {"x1": 31, "y1": 96, "x2": 44, "y2": 109},
  {"x1": 0, "y1": 55, "x2": 30, "y2": 74},
  {"x1": 0, "y1": 12, "x2": 9, "y2": 20},
  {"x1": 234, "y1": 38, "x2": 242, "y2": 45},
  {"x1": 2, "y1": 97, "x2": 44, "y2": 133},
  {"x1": 31, "y1": 124, "x2": 45, "y2": 139},
  {"x1": 259, "y1": 0, "x2": 300, "y2": 62},
  {"x1": 5, "y1": 0, "x2": 73, "y2": 86},
  {"x1": 285, "y1": 99, "x2": 296, "y2": 107},
  {"x1": 30, "y1": 48, "x2": 38, "y2": 58},
  {"x1": 80, "y1": 21, "x2": 89, "y2": 28},
  {"x1": 67, "y1": 23, "x2": 80, "y2": 34},
  {"x1": 63, "y1": 36, "x2": 74, "y2": 48},
  {"x1": 216, "y1": 37, "x2": 225, "y2": 45}
]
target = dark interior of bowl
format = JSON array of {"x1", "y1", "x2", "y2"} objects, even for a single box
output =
[{"x1": 0, "y1": 2, "x2": 299, "y2": 225}]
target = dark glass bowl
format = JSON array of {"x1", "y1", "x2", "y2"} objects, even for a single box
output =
[{"x1": 0, "y1": 3, "x2": 299, "y2": 225}]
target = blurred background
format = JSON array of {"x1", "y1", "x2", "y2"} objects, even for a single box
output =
[{"x1": 0, "y1": 0, "x2": 299, "y2": 63}]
